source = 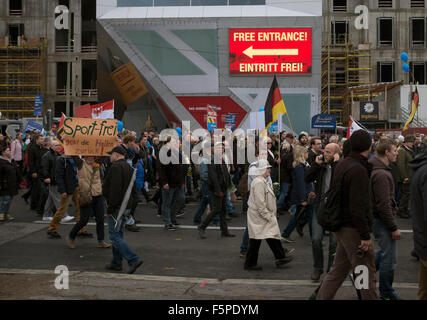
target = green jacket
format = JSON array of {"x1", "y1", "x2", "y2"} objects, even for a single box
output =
[{"x1": 396, "y1": 145, "x2": 414, "y2": 182}]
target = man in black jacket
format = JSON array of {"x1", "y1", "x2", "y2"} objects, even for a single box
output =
[
  {"x1": 0, "y1": 142, "x2": 22, "y2": 221},
  {"x1": 409, "y1": 148, "x2": 427, "y2": 300},
  {"x1": 103, "y1": 146, "x2": 142, "y2": 274},
  {"x1": 28, "y1": 134, "x2": 46, "y2": 210},
  {"x1": 158, "y1": 138, "x2": 186, "y2": 231},
  {"x1": 316, "y1": 130, "x2": 378, "y2": 300},
  {"x1": 40, "y1": 139, "x2": 74, "y2": 223},
  {"x1": 198, "y1": 142, "x2": 235, "y2": 239},
  {"x1": 305, "y1": 143, "x2": 340, "y2": 281},
  {"x1": 47, "y1": 154, "x2": 81, "y2": 239}
]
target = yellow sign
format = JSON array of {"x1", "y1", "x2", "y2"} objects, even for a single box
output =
[
  {"x1": 62, "y1": 117, "x2": 118, "y2": 156},
  {"x1": 110, "y1": 62, "x2": 148, "y2": 105}
]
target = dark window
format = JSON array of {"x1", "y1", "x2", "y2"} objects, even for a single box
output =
[
  {"x1": 377, "y1": 62, "x2": 395, "y2": 82},
  {"x1": 378, "y1": 18, "x2": 393, "y2": 48},
  {"x1": 411, "y1": 18, "x2": 426, "y2": 48},
  {"x1": 333, "y1": 0, "x2": 347, "y2": 12},
  {"x1": 8, "y1": 24, "x2": 24, "y2": 46},
  {"x1": 411, "y1": 0, "x2": 425, "y2": 8},
  {"x1": 331, "y1": 21, "x2": 348, "y2": 44},
  {"x1": 82, "y1": 0, "x2": 96, "y2": 21},
  {"x1": 82, "y1": 60, "x2": 97, "y2": 90},
  {"x1": 9, "y1": 0, "x2": 22, "y2": 16},
  {"x1": 411, "y1": 62, "x2": 426, "y2": 84},
  {"x1": 378, "y1": 0, "x2": 393, "y2": 7}
]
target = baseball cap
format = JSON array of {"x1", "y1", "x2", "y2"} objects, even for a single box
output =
[{"x1": 107, "y1": 146, "x2": 126, "y2": 156}]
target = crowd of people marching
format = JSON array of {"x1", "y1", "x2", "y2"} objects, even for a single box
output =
[{"x1": 0, "y1": 126, "x2": 426, "y2": 300}]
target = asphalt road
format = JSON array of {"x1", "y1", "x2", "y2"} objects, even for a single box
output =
[{"x1": 0, "y1": 191, "x2": 421, "y2": 300}]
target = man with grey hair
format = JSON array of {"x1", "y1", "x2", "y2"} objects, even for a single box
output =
[
  {"x1": 304, "y1": 143, "x2": 341, "y2": 281},
  {"x1": 329, "y1": 135, "x2": 339, "y2": 144}
]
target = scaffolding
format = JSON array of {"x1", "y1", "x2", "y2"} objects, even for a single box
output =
[
  {"x1": 0, "y1": 38, "x2": 47, "y2": 119},
  {"x1": 321, "y1": 35, "x2": 372, "y2": 126}
]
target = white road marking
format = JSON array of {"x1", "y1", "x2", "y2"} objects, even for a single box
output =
[
  {"x1": 0, "y1": 268, "x2": 418, "y2": 289},
  {"x1": 33, "y1": 221, "x2": 247, "y2": 230}
]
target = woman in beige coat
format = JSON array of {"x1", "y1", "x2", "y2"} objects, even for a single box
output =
[{"x1": 244, "y1": 159, "x2": 293, "y2": 271}]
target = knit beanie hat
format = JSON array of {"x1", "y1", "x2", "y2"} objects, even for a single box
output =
[{"x1": 349, "y1": 130, "x2": 372, "y2": 153}]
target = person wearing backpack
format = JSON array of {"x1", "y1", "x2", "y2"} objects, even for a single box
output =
[
  {"x1": 316, "y1": 129, "x2": 378, "y2": 300},
  {"x1": 304, "y1": 143, "x2": 340, "y2": 281}
]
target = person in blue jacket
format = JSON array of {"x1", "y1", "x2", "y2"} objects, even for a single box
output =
[
  {"x1": 281, "y1": 145, "x2": 315, "y2": 243},
  {"x1": 129, "y1": 148, "x2": 144, "y2": 226}
]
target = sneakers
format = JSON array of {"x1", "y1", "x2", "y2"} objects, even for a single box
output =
[
  {"x1": 60, "y1": 216, "x2": 75, "y2": 223},
  {"x1": 239, "y1": 251, "x2": 247, "y2": 259},
  {"x1": 98, "y1": 241, "x2": 112, "y2": 248},
  {"x1": 0, "y1": 214, "x2": 14, "y2": 221},
  {"x1": 164, "y1": 225, "x2": 176, "y2": 231},
  {"x1": 176, "y1": 212, "x2": 185, "y2": 218},
  {"x1": 66, "y1": 236, "x2": 75, "y2": 249},
  {"x1": 276, "y1": 257, "x2": 293, "y2": 268},
  {"x1": 105, "y1": 264, "x2": 122, "y2": 272},
  {"x1": 42, "y1": 216, "x2": 53, "y2": 221},
  {"x1": 127, "y1": 260, "x2": 143, "y2": 274},
  {"x1": 311, "y1": 269, "x2": 323, "y2": 281},
  {"x1": 4, "y1": 214, "x2": 14, "y2": 221},
  {"x1": 125, "y1": 224, "x2": 140, "y2": 232},
  {"x1": 172, "y1": 221, "x2": 181, "y2": 226},
  {"x1": 244, "y1": 265, "x2": 263, "y2": 271},
  {"x1": 47, "y1": 230, "x2": 61, "y2": 239},
  {"x1": 198, "y1": 226, "x2": 206, "y2": 239},
  {"x1": 281, "y1": 237, "x2": 294, "y2": 243},
  {"x1": 380, "y1": 293, "x2": 401, "y2": 300}
]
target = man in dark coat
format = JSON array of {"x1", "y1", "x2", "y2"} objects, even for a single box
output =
[
  {"x1": 409, "y1": 147, "x2": 427, "y2": 300},
  {"x1": 28, "y1": 134, "x2": 46, "y2": 210},
  {"x1": 305, "y1": 143, "x2": 340, "y2": 281},
  {"x1": 369, "y1": 138, "x2": 401, "y2": 300},
  {"x1": 316, "y1": 130, "x2": 378, "y2": 300},
  {"x1": 198, "y1": 142, "x2": 235, "y2": 239},
  {"x1": 0, "y1": 142, "x2": 22, "y2": 221},
  {"x1": 103, "y1": 146, "x2": 143, "y2": 274}
]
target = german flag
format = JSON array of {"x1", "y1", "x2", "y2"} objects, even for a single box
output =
[
  {"x1": 264, "y1": 75, "x2": 287, "y2": 129},
  {"x1": 403, "y1": 87, "x2": 419, "y2": 131},
  {"x1": 56, "y1": 113, "x2": 66, "y2": 145}
]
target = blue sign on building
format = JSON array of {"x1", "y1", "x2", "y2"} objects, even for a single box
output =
[
  {"x1": 311, "y1": 114, "x2": 336, "y2": 130},
  {"x1": 34, "y1": 95, "x2": 43, "y2": 116}
]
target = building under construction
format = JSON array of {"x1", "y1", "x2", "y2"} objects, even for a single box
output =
[
  {"x1": 323, "y1": 0, "x2": 427, "y2": 128},
  {"x1": 0, "y1": 0, "x2": 97, "y2": 120},
  {"x1": 0, "y1": 38, "x2": 46, "y2": 119}
]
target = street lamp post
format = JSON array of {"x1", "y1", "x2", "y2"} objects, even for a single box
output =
[{"x1": 66, "y1": 9, "x2": 71, "y2": 116}]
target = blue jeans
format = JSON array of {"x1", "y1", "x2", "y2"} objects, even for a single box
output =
[
  {"x1": 373, "y1": 218, "x2": 397, "y2": 298},
  {"x1": 226, "y1": 192, "x2": 234, "y2": 214},
  {"x1": 277, "y1": 182, "x2": 290, "y2": 209},
  {"x1": 107, "y1": 210, "x2": 141, "y2": 268},
  {"x1": 311, "y1": 207, "x2": 337, "y2": 271},
  {"x1": 193, "y1": 182, "x2": 214, "y2": 223},
  {"x1": 162, "y1": 186, "x2": 185, "y2": 226},
  {"x1": 282, "y1": 204, "x2": 313, "y2": 240},
  {"x1": 0, "y1": 195, "x2": 13, "y2": 214},
  {"x1": 240, "y1": 226, "x2": 249, "y2": 253}
]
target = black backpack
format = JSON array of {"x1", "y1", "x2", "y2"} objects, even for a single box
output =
[{"x1": 317, "y1": 162, "x2": 362, "y2": 232}]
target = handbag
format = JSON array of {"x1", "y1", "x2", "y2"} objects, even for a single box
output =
[{"x1": 79, "y1": 165, "x2": 96, "y2": 207}]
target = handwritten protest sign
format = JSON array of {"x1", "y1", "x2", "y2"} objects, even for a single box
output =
[{"x1": 62, "y1": 117, "x2": 118, "y2": 156}]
